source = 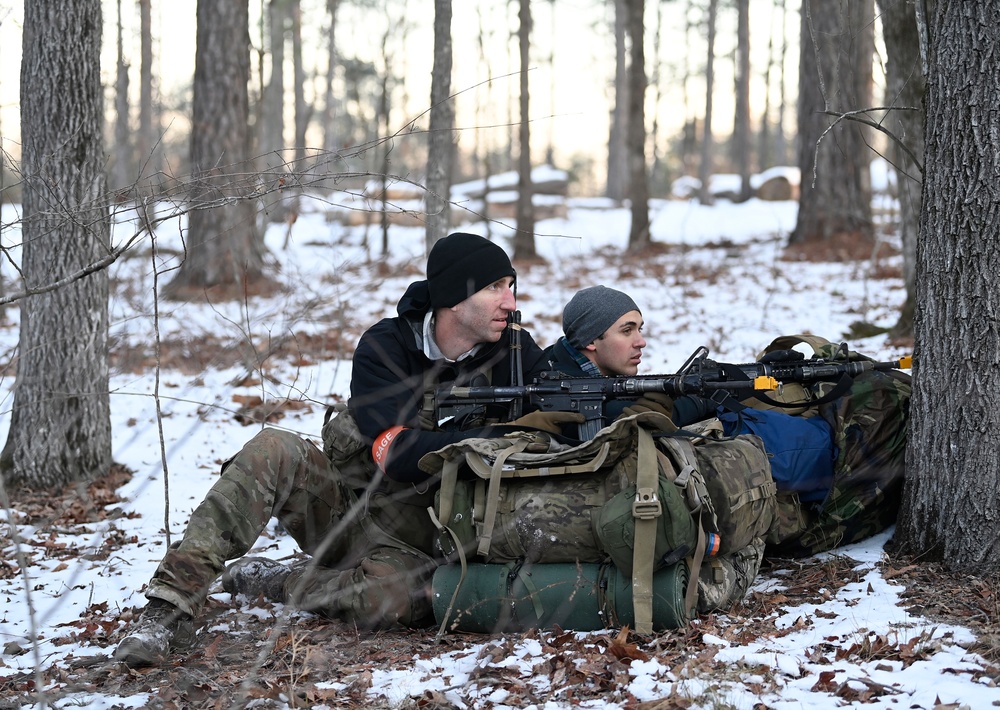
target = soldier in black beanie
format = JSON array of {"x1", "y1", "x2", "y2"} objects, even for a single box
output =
[
  {"x1": 115, "y1": 231, "x2": 581, "y2": 667},
  {"x1": 426, "y1": 232, "x2": 517, "y2": 308}
]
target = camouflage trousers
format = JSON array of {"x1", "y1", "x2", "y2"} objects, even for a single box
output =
[{"x1": 145, "y1": 428, "x2": 436, "y2": 628}]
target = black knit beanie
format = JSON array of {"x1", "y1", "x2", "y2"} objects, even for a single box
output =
[
  {"x1": 427, "y1": 232, "x2": 516, "y2": 308},
  {"x1": 563, "y1": 285, "x2": 641, "y2": 349}
]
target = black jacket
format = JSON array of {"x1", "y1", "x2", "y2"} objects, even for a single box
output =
[{"x1": 349, "y1": 279, "x2": 549, "y2": 482}]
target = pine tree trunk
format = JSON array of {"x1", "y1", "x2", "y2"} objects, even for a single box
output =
[
  {"x1": 164, "y1": 0, "x2": 266, "y2": 298},
  {"x1": 896, "y1": 2, "x2": 1000, "y2": 572},
  {"x1": 1, "y1": 0, "x2": 112, "y2": 491},
  {"x1": 425, "y1": 0, "x2": 454, "y2": 249}
]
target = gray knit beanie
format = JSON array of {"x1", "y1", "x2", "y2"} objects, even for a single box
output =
[{"x1": 562, "y1": 286, "x2": 641, "y2": 349}]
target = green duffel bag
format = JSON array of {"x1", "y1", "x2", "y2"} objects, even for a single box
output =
[{"x1": 432, "y1": 560, "x2": 690, "y2": 634}]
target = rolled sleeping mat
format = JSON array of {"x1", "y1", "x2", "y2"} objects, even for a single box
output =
[{"x1": 432, "y1": 560, "x2": 690, "y2": 634}]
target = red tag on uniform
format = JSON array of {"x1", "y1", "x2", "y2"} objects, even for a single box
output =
[{"x1": 372, "y1": 425, "x2": 407, "y2": 471}]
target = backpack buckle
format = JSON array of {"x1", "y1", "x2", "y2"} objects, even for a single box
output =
[{"x1": 633, "y1": 487, "x2": 662, "y2": 520}]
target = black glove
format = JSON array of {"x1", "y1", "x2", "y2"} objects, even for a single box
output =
[
  {"x1": 621, "y1": 392, "x2": 675, "y2": 420},
  {"x1": 510, "y1": 410, "x2": 586, "y2": 434}
]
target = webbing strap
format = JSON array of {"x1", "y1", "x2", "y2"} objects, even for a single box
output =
[
  {"x1": 463, "y1": 442, "x2": 612, "y2": 479},
  {"x1": 436, "y1": 458, "x2": 461, "y2": 532},
  {"x1": 631, "y1": 427, "x2": 661, "y2": 634},
  {"x1": 684, "y1": 513, "x2": 708, "y2": 618},
  {"x1": 476, "y1": 439, "x2": 531, "y2": 557},
  {"x1": 428, "y1": 503, "x2": 470, "y2": 641},
  {"x1": 657, "y1": 435, "x2": 710, "y2": 619}
]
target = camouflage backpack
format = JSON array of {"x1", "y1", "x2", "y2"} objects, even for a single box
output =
[
  {"x1": 421, "y1": 410, "x2": 775, "y2": 633},
  {"x1": 746, "y1": 334, "x2": 912, "y2": 557}
]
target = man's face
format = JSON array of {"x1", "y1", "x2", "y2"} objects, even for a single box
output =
[
  {"x1": 450, "y1": 276, "x2": 516, "y2": 344},
  {"x1": 585, "y1": 310, "x2": 646, "y2": 376}
]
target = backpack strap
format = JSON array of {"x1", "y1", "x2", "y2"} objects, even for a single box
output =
[
  {"x1": 630, "y1": 426, "x2": 662, "y2": 634},
  {"x1": 476, "y1": 438, "x2": 532, "y2": 557},
  {"x1": 656, "y1": 434, "x2": 715, "y2": 619}
]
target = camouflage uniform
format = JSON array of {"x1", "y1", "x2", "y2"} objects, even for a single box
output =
[
  {"x1": 145, "y1": 428, "x2": 436, "y2": 628},
  {"x1": 143, "y1": 287, "x2": 549, "y2": 628}
]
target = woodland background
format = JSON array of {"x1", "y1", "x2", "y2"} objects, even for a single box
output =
[{"x1": 1, "y1": 3, "x2": 1000, "y2": 705}]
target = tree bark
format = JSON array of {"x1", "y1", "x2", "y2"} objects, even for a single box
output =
[
  {"x1": 697, "y1": 0, "x2": 718, "y2": 206},
  {"x1": 1, "y1": 0, "x2": 112, "y2": 490},
  {"x1": 606, "y1": 0, "x2": 629, "y2": 203},
  {"x1": 164, "y1": 0, "x2": 267, "y2": 298},
  {"x1": 321, "y1": 0, "x2": 340, "y2": 157},
  {"x1": 259, "y1": 0, "x2": 287, "y2": 168},
  {"x1": 112, "y1": 0, "x2": 131, "y2": 192},
  {"x1": 877, "y1": 0, "x2": 924, "y2": 340},
  {"x1": 896, "y1": 2, "x2": 1000, "y2": 572},
  {"x1": 425, "y1": 0, "x2": 454, "y2": 250},
  {"x1": 733, "y1": 0, "x2": 753, "y2": 202},
  {"x1": 513, "y1": 0, "x2": 537, "y2": 260},
  {"x1": 291, "y1": 0, "x2": 309, "y2": 168},
  {"x1": 790, "y1": 0, "x2": 875, "y2": 246},
  {"x1": 137, "y1": 0, "x2": 156, "y2": 184},
  {"x1": 625, "y1": 0, "x2": 650, "y2": 250}
]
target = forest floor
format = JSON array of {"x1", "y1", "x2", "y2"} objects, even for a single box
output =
[
  {"x1": 3, "y1": 466, "x2": 999, "y2": 709},
  {"x1": 3, "y1": 305, "x2": 998, "y2": 709}
]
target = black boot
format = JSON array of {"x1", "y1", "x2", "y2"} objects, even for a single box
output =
[
  {"x1": 221, "y1": 556, "x2": 291, "y2": 602},
  {"x1": 114, "y1": 599, "x2": 195, "y2": 668}
]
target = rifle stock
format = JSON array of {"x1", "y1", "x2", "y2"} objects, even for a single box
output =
[{"x1": 436, "y1": 345, "x2": 912, "y2": 440}]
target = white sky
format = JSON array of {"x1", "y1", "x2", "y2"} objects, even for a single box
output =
[{"x1": 0, "y1": 173, "x2": 988, "y2": 708}]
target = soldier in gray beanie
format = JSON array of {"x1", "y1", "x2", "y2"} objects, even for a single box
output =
[
  {"x1": 546, "y1": 285, "x2": 715, "y2": 426},
  {"x1": 562, "y1": 285, "x2": 641, "y2": 350}
]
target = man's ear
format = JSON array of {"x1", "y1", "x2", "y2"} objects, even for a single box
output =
[{"x1": 582, "y1": 342, "x2": 598, "y2": 353}]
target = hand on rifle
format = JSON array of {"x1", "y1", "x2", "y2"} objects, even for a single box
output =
[
  {"x1": 510, "y1": 410, "x2": 586, "y2": 434},
  {"x1": 621, "y1": 392, "x2": 675, "y2": 420}
]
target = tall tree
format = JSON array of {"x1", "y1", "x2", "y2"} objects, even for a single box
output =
[
  {"x1": 1, "y1": 0, "x2": 111, "y2": 490},
  {"x1": 136, "y1": 0, "x2": 156, "y2": 182},
  {"x1": 896, "y1": 2, "x2": 1000, "y2": 572},
  {"x1": 732, "y1": 0, "x2": 753, "y2": 202},
  {"x1": 697, "y1": 0, "x2": 719, "y2": 205},
  {"x1": 513, "y1": 0, "x2": 537, "y2": 260},
  {"x1": 625, "y1": 0, "x2": 650, "y2": 249},
  {"x1": 321, "y1": 0, "x2": 340, "y2": 157},
  {"x1": 259, "y1": 0, "x2": 288, "y2": 168},
  {"x1": 790, "y1": 0, "x2": 875, "y2": 246},
  {"x1": 606, "y1": 0, "x2": 629, "y2": 203},
  {"x1": 425, "y1": 0, "x2": 454, "y2": 249},
  {"x1": 164, "y1": 0, "x2": 267, "y2": 298},
  {"x1": 112, "y1": 0, "x2": 131, "y2": 191},
  {"x1": 291, "y1": 0, "x2": 309, "y2": 167},
  {"x1": 877, "y1": 0, "x2": 924, "y2": 340}
]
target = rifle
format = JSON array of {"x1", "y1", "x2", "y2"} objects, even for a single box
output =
[{"x1": 436, "y1": 345, "x2": 912, "y2": 441}]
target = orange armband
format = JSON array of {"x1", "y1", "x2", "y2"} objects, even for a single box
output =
[{"x1": 372, "y1": 425, "x2": 408, "y2": 472}]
